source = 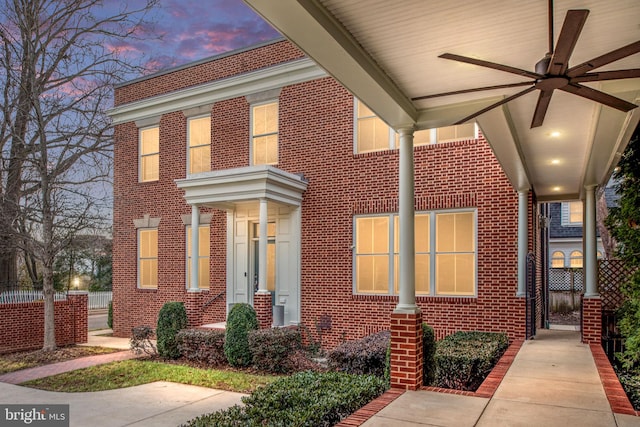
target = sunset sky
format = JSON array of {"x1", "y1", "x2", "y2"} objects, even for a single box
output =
[{"x1": 108, "y1": 0, "x2": 281, "y2": 75}]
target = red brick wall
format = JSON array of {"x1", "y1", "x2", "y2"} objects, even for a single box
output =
[
  {"x1": 112, "y1": 40, "x2": 527, "y2": 346},
  {"x1": 582, "y1": 297, "x2": 602, "y2": 344},
  {"x1": 0, "y1": 292, "x2": 88, "y2": 354}
]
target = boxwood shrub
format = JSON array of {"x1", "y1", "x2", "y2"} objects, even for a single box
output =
[
  {"x1": 435, "y1": 331, "x2": 509, "y2": 391},
  {"x1": 422, "y1": 323, "x2": 436, "y2": 386},
  {"x1": 156, "y1": 301, "x2": 188, "y2": 359},
  {"x1": 248, "y1": 327, "x2": 302, "y2": 373},
  {"x1": 224, "y1": 303, "x2": 259, "y2": 367},
  {"x1": 329, "y1": 330, "x2": 390, "y2": 377},
  {"x1": 177, "y1": 329, "x2": 226, "y2": 365},
  {"x1": 180, "y1": 371, "x2": 387, "y2": 427}
]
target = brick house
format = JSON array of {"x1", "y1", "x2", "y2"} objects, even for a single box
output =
[{"x1": 109, "y1": 39, "x2": 541, "y2": 352}]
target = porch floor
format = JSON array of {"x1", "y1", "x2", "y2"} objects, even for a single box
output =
[{"x1": 199, "y1": 322, "x2": 226, "y2": 329}]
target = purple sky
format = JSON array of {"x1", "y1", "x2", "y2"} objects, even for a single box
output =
[{"x1": 108, "y1": 0, "x2": 280, "y2": 74}]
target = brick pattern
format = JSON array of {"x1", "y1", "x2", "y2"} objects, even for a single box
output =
[
  {"x1": 590, "y1": 343, "x2": 638, "y2": 416},
  {"x1": 334, "y1": 389, "x2": 405, "y2": 427},
  {"x1": 253, "y1": 293, "x2": 272, "y2": 329},
  {"x1": 582, "y1": 297, "x2": 602, "y2": 344},
  {"x1": 0, "y1": 292, "x2": 88, "y2": 354},
  {"x1": 390, "y1": 311, "x2": 423, "y2": 390},
  {"x1": 112, "y1": 39, "x2": 530, "y2": 346}
]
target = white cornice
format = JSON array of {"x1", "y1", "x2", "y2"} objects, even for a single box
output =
[{"x1": 108, "y1": 58, "x2": 327, "y2": 125}]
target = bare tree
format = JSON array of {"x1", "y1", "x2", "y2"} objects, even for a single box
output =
[{"x1": 0, "y1": 0, "x2": 159, "y2": 351}]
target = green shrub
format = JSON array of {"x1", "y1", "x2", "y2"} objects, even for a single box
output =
[
  {"x1": 180, "y1": 371, "x2": 387, "y2": 427},
  {"x1": 248, "y1": 327, "x2": 302, "y2": 373},
  {"x1": 422, "y1": 323, "x2": 436, "y2": 386},
  {"x1": 384, "y1": 344, "x2": 391, "y2": 387},
  {"x1": 156, "y1": 302, "x2": 188, "y2": 359},
  {"x1": 224, "y1": 303, "x2": 259, "y2": 367},
  {"x1": 328, "y1": 330, "x2": 390, "y2": 378},
  {"x1": 435, "y1": 331, "x2": 509, "y2": 391},
  {"x1": 107, "y1": 300, "x2": 113, "y2": 329},
  {"x1": 177, "y1": 329, "x2": 226, "y2": 365}
]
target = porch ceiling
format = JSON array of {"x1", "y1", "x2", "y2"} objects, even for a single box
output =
[
  {"x1": 243, "y1": 0, "x2": 640, "y2": 201},
  {"x1": 175, "y1": 165, "x2": 308, "y2": 209}
]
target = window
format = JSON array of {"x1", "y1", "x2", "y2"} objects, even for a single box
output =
[
  {"x1": 252, "y1": 222, "x2": 276, "y2": 292},
  {"x1": 355, "y1": 98, "x2": 477, "y2": 153},
  {"x1": 186, "y1": 225, "x2": 210, "y2": 289},
  {"x1": 139, "y1": 126, "x2": 159, "y2": 182},
  {"x1": 570, "y1": 250, "x2": 583, "y2": 268},
  {"x1": 354, "y1": 210, "x2": 476, "y2": 296},
  {"x1": 251, "y1": 101, "x2": 278, "y2": 165},
  {"x1": 561, "y1": 201, "x2": 583, "y2": 226},
  {"x1": 551, "y1": 251, "x2": 565, "y2": 268},
  {"x1": 188, "y1": 116, "x2": 211, "y2": 174},
  {"x1": 138, "y1": 229, "x2": 158, "y2": 289}
]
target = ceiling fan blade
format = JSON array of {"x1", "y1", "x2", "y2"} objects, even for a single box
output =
[
  {"x1": 547, "y1": 9, "x2": 589, "y2": 75},
  {"x1": 560, "y1": 84, "x2": 638, "y2": 112},
  {"x1": 568, "y1": 41, "x2": 640, "y2": 78},
  {"x1": 571, "y1": 69, "x2": 640, "y2": 83},
  {"x1": 439, "y1": 53, "x2": 542, "y2": 79},
  {"x1": 412, "y1": 81, "x2": 534, "y2": 101},
  {"x1": 453, "y1": 86, "x2": 536, "y2": 125},
  {"x1": 531, "y1": 90, "x2": 554, "y2": 128}
]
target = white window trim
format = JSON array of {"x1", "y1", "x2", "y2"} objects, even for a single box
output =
[
  {"x1": 138, "y1": 125, "x2": 160, "y2": 183},
  {"x1": 249, "y1": 99, "x2": 279, "y2": 166},
  {"x1": 352, "y1": 208, "x2": 478, "y2": 297},
  {"x1": 186, "y1": 114, "x2": 211, "y2": 176},
  {"x1": 137, "y1": 227, "x2": 158, "y2": 289}
]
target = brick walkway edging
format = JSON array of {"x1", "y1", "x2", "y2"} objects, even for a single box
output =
[
  {"x1": 336, "y1": 339, "x2": 524, "y2": 426},
  {"x1": 590, "y1": 343, "x2": 639, "y2": 416}
]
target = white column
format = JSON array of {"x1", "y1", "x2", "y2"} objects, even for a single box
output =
[
  {"x1": 257, "y1": 198, "x2": 269, "y2": 294},
  {"x1": 190, "y1": 205, "x2": 200, "y2": 291},
  {"x1": 584, "y1": 186, "x2": 598, "y2": 297},
  {"x1": 517, "y1": 190, "x2": 529, "y2": 297},
  {"x1": 395, "y1": 127, "x2": 418, "y2": 313}
]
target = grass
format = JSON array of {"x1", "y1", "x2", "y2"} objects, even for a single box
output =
[
  {"x1": 0, "y1": 346, "x2": 121, "y2": 375},
  {"x1": 22, "y1": 359, "x2": 277, "y2": 393}
]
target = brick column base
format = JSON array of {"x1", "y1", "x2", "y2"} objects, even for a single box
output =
[
  {"x1": 254, "y1": 292, "x2": 272, "y2": 329},
  {"x1": 582, "y1": 297, "x2": 601, "y2": 344},
  {"x1": 68, "y1": 291, "x2": 88, "y2": 344},
  {"x1": 185, "y1": 291, "x2": 203, "y2": 329},
  {"x1": 390, "y1": 310, "x2": 423, "y2": 390}
]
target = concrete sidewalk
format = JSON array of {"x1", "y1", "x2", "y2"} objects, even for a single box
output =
[{"x1": 361, "y1": 330, "x2": 640, "y2": 427}]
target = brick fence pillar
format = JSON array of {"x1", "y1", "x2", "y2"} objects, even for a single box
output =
[
  {"x1": 254, "y1": 292, "x2": 272, "y2": 329},
  {"x1": 582, "y1": 296, "x2": 602, "y2": 344},
  {"x1": 67, "y1": 291, "x2": 88, "y2": 344},
  {"x1": 390, "y1": 310, "x2": 423, "y2": 390}
]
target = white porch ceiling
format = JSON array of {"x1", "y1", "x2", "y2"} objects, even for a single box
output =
[{"x1": 243, "y1": 0, "x2": 640, "y2": 201}]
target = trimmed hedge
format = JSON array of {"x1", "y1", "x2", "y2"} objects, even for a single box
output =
[
  {"x1": 435, "y1": 331, "x2": 509, "y2": 391},
  {"x1": 224, "y1": 303, "x2": 259, "y2": 367},
  {"x1": 328, "y1": 330, "x2": 390, "y2": 377},
  {"x1": 177, "y1": 329, "x2": 226, "y2": 365},
  {"x1": 107, "y1": 301, "x2": 113, "y2": 329},
  {"x1": 157, "y1": 302, "x2": 188, "y2": 359},
  {"x1": 422, "y1": 323, "x2": 436, "y2": 386},
  {"x1": 180, "y1": 371, "x2": 387, "y2": 427},
  {"x1": 248, "y1": 327, "x2": 302, "y2": 373}
]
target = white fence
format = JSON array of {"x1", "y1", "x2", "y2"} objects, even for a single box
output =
[
  {"x1": 88, "y1": 291, "x2": 112, "y2": 310},
  {"x1": 0, "y1": 289, "x2": 67, "y2": 304}
]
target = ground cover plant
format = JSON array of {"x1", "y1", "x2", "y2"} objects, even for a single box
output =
[
  {"x1": 180, "y1": 371, "x2": 387, "y2": 427},
  {"x1": 0, "y1": 346, "x2": 120, "y2": 375}
]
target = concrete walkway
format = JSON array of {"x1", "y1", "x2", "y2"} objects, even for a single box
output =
[
  {"x1": 362, "y1": 330, "x2": 640, "y2": 427},
  {"x1": 0, "y1": 330, "x2": 245, "y2": 426}
]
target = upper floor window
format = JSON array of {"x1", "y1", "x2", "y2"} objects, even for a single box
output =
[
  {"x1": 188, "y1": 116, "x2": 211, "y2": 174},
  {"x1": 355, "y1": 98, "x2": 477, "y2": 154},
  {"x1": 354, "y1": 210, "x2": 476, "y2": 296},
  {"x1": 561, "y1": 201, "x2": 583, "y2": 226},
  {"x1": 570, "y1": 250, "x2": 583, "y2": 268},
  {"x1": 186, "y1": 225, "x2": 210, "y2": 289},
  {"x1": 139, "y1": 126, "x2": 159, "y2": 182},
  {"x1": 551, "y1": 251, "x2": 565, "y2": 268},
  {"x1": 138, "y1": 228, "x2": 158, "y2": 289},
  {"x1": 251, "y1": 101, "x2": 278, "y2": 165}
]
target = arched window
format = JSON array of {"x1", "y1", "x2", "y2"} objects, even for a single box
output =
[
  {"x1": 551, "y1": 251, "x2": 565, "y2": 268},
  {"x1": 570, "y1": 250, "x2": 583, "y2": 268}
]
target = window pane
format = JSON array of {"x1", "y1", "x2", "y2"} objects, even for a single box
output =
[
  {"x1": 570, "y1": 251, "x2": 583, "y2": 268},
  {"x1": 415, "y1": 214, "x2": 429, "y2": 252},
  {"x1": 253, "y1": 135, "x2": 278, "y2": 165},
  {"x1": 356, "y1": 217, "x2": 389, "y2": 254},
  {"x1": 140, "y1": 229, "x2": 158, "y2": 258},
  {"x1": 357, "y1": 255, "x2": 389, "y2": 293},
  {"x1": 455, "y1": 212, "x2": 474, "y2": 252},
  {"x1": 436, "y1": 214, "x2": 455, "y2": 252},
  {"x1": 141, "y1": 127, "x2": 159, "y2": 154},
  {"x1": 141, "y1": 154, "x2": 159, "y2": 182},
  {"x1": 357, "y1": 116, "x2": 389, "y2": 153},
  {"x1": 188, "y1": 117, "x2": 210, "y2": 147},
  {"x1": 267, "y1": 242, "x2": 276, "y2": 292},
  {"x1": 357, "y1": 100, "x2": 374, "y2": 118},
  {"x1": 189, "y1": 145, "x2": 211, "y2": 174},
  {"x1": 140, "y1": 259, "x2": 158, "y2": 289},
  {"x1": 199, "y1": 258, "x2": 210, "y2": 289},
  {"x1": 436, "y1": 254, "x2": 474, "y2": 295},
  {"x1": 569, "y1": 202, "x2": 583, "y2": 223},
  {"x1": 437, "y1": 126, "x2": 456, "y2": 142},
  {"x1": 436, "y1": 254, "x2": 455, "y2": 294},
  {"x1": 253, "y1": 103, "x2": 278, "y2": 135},
  {"x1": 413, "y1": 129, "x2": 431, "y2": 146},
  {"x1": 551, "y1": 251, "x2": 565, "y2": 268},
  {"x1": 199, "y1": 225, "x2": 210, "y2": 255},
  {"x1": 416, "y1": 253, "x2": 430, "y2": 294}
]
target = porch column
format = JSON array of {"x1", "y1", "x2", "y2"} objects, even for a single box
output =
[
  {"x1": 189, "y1": 205, "x2": 200, "y2": 291},
  {"x1": 584, "y1": 185, "x2": 598, "y2": 297},
  {"x1": 257, "y1": 198, "x2": 269, "y2": 294},
  {"x1": 517, "y1": 190, "x2": 529, "y2": 297},
  {"x1": 391, "y1": 126, "x2": 422, "y2": 391}
]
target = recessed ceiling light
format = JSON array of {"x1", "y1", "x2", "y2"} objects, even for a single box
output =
[
  {"x1": 550, "y1": 131, "x2": 561, "y2": 138},
  {"x1": 552, "y1": 186, "x2": 561, "y2": 192},
  {"x1": 550, "y1": 159, "x2": 560, "y2": 165}
]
